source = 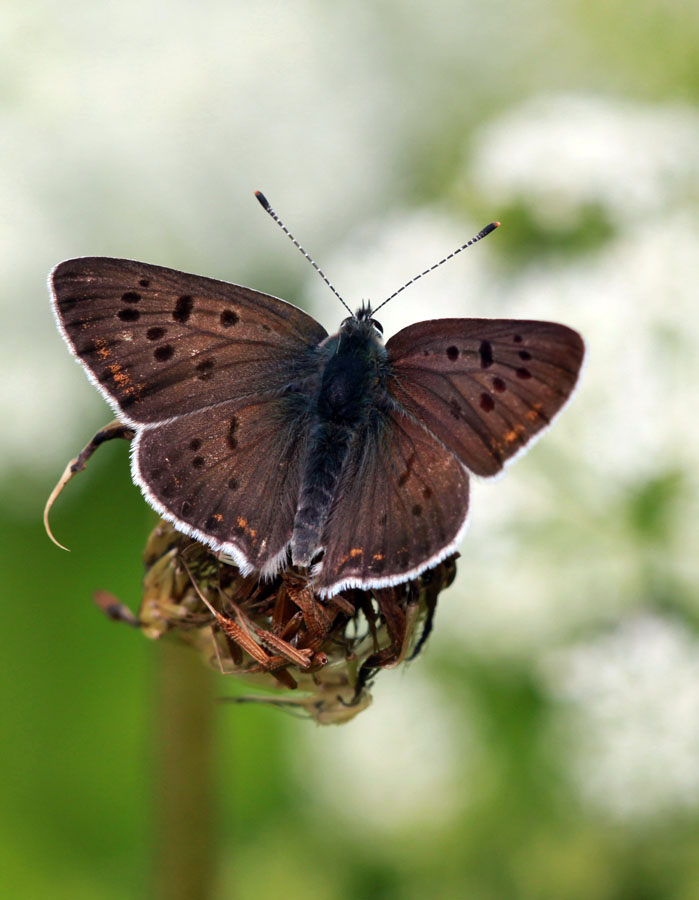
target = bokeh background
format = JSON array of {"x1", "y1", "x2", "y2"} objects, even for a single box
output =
[{"x1": 2, "y1": 1, "x2": 698, "y2": 898}]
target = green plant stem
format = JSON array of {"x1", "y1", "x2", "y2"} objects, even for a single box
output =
[{"x1": 152, "y1": 639, "x2": 219, "y2": 900}]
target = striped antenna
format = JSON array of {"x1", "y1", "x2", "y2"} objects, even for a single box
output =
[
  {"x1": 371, "y1": 221, "x2": 500, "y2": 316},
  {"x1": 255, "y1": 191, "x2": 354, "y2": 317}
]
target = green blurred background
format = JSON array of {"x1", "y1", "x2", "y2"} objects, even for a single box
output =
[{"x1": 2, "y1": 1, "x2": 698, "y2": 898}]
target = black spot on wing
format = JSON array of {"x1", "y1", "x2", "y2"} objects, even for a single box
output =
[
  {"x1": 480, "y1": 393, "x2": 495, "y2": 412},
  {"x1": 173, "y1": 295, "x2": 194, "y2": 323},
  {"x1": 154, "y1": 344, "x2": 174, "y2": 362},
  {"x1": 479, "y1": 340, "x2": 494, "y2": 368},
  {"x1": 146, "y1": 326, "x2": 166, "y2": 341},
  {"x1": 227, "y1": 417, "x2": 238, "y2": 450},
  {"x1": 195, "y1": 357, "x2": 216, "y2": 381},
  {"x1": 220, "y1": 309, "x2": 239, "y2": 327}
]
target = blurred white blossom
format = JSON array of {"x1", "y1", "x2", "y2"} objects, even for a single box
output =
[
  {"x1": 470, "y1": 94, "x2": 699, "y2": 227},
  {"x1": 541, "y1": 615, "x2": 699, "y2": 821},
  {"x1": 296, "y1": 668, "x2": 468, "y2": 831},
  {"x1": 0, "y1": 345, "x2": 100, "y2": 476}
]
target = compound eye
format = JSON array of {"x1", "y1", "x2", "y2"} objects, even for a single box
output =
[
  {"x1": 341, "y1": 316, "x2": 353, "y2": 328},
  {"x1": 371, "y1": 318, "x2": 383, "y2": 335}
]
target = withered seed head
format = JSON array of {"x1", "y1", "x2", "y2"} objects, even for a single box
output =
[{"x1": 138, "y1": 519, "x2": 457, "y2": 724}]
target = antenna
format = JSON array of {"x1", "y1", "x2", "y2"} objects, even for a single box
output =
[
  {"x1": 371, "y1": 221, "x2": 500, "y2": 316},
  {"x1": 254, "y1": 190, "x2": 354, "y2": 317}
]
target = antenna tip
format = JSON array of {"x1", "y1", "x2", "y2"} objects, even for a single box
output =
[
  {"x1": 254, "y1": 190, "x2": 271, "y2": 211},
  {"x1": 481, "y1": 221, "x2": 500, "y2": 237},
  {"x1": 493, "y1": 221, "x2": 501, "y2": 228}
]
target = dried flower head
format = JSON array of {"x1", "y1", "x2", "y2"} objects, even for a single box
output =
[{"x1": 134, "y1": 519, "x2": 456, "y2": 724}]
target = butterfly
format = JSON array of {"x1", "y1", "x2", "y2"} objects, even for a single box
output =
[{"x1": 50, "y1": 192, "x2": 585, "y2": 597}]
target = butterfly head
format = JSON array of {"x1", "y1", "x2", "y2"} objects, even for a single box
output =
[{"x1": 340, "y1": 302, "x2": 384, "y2": 339}]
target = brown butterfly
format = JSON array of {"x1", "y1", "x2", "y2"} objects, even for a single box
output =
[{"x1": 50, "y1": 192, "x2": 584, "y2": 596}]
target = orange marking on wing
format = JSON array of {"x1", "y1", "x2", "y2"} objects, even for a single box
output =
[
  {"x1": 349, "y1": 548, "x2": 363, "y2": 558},
  {"x1": 95, "y1": 338, "x2": 110, "y2": 359},
  {"x1": 108, "y1": 364, "x2": 130, "y2": 387},
  {"x1": 526, "y1": 402, "x2": 545, "y2": 422},
  {"x1": 504, "y1": 423, "x2": 526, "y2": 444},
  {"x1": 107, "y1": 362, "x2": 141, "y2": 400}
]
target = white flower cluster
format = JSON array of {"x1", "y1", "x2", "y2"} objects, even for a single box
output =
[
  {"x1": 297, "y1": 667, "x2": 468, "y2": 831},
  {"x1": 541, "y1": 615, "x2": 699, "y2": 821},
  {"x1": 469, "y1": 93, "x2": 699, "y2": 227}
]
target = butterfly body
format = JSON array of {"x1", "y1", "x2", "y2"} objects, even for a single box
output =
[
  {"x1": 292, "y1": 310, "x2": 388, "y2": 566},
  {"x1": 51, "y1": 255, "x2": 584, "y2": 597}
]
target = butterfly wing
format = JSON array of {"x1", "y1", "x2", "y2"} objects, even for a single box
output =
[
  {"x1": 51, "y1": 257, "x2": 328, "y2": 573},
  {"x1": 133, "y1": 393, "x2": 311, "y2": 574},
  {"x1": 51, "y1": 257, "x2": 327, "y2": 425},
  {"x1": 385, "y1": 319, "x2": 584, "y2": 477},
  {"x1": 313, "y1": 407, "x2": 470, "y2": 596}
]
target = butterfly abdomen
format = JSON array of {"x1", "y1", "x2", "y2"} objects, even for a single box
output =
[
  {"x1": 291, "y1": 420, "x2": 356, "y2": 566},
  {"x1": 291, "y1": 321, "x2": 386, "y2": 568}
]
